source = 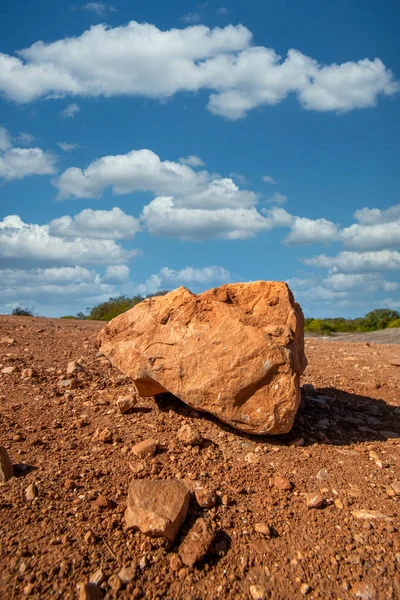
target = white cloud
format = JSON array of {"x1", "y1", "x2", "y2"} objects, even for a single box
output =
[
  {"x1": 181, "y1": 12, "x2": 202, "y2": 24},
  {"x1": 339, "y1": 221, "x2": 400, "y2": 250},
  {"x1": 217, "y1": 7, "x2": 228, "y2": 15},
  {"x1": 303, "y1": 250, "x2": 400, "y2": 273},
  {"x1": 265, "y1": 191, "x2": 287, "y2": 205},
  {"x1": 49, "y1": 207, "x2": 140, "y2": 240},
  {"x1": 262, "y1": 175, "x2": 278, "y2": 184},
  {"x1": 103, "y1": 264, "x2": 130, "y2": 283},
  {"x1": 60, "y1": 103, "x2": 80, "y2": 118},
  {"x1": 323, "y1": 272, "x2": 398, "y2": 292},
  {"x1": 15, "y1": 132, "x2": 35, "y2": 145},
  {"x1": 58, "y1": 142, "x2": 79, "y2": 151},
  {"x1": 179, "y1": 155, "x2": 205, "y2": 167},
  {"x1": 84, "y1": 2, "x2": 116, "y2": 15},
  {"x1": 0, "y1": 214, "x2": 137, "y2": 267},
  {"x1": 0, "y1": 22, "x2": 396, "y2": 119},
  {"x1": 354, "y1": 203, "x2": 400, "y2": 225},
  {"x1": 0, "y1": 127, "x2": 56, "y2": 180},
  {"x1": 383, "y1": 298, "x2": 400, "y2": 310},
  {"x1": 284, "y1": 216, "x2": 339, "y2": 245},
  {"x1": 160, "y1": 265, "x2": 231, "y2": 284}
]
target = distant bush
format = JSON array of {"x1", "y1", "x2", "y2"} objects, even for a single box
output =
[
  {"x1": 60, "y1": 315, "x2": 78, "y2": 319},
  {"x1": 11, "y1": 306, "x2": 33, "y2": 317},
  {"x1": 84, "y1": 291, "x2": 170, "y2": 322},
  {"x1": 388, "y1": 319, "x2": 400, "y2": 328},
  {"x1": 305, "y1": 309, "x2": 400, "y2": 335}
]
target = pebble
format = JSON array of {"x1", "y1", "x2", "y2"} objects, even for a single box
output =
[
  {"x1": 66, "y1": 361, "x2": 83, "y2": 374},
  {"x1": 132, "y1": 438, "x2": 157, "y2": 457},
  {"x1": 108, "y1": 574, "x2": 122, "y2": 591},
  {"x1": 254, "y1": 523, "x2": 271, "y2": 537},
  {"x1": 2, "y1": 366, "x2": 15, "y2": 375},
  {"x1": 305, "y1": 493, "x2": 323, "y2": 508},
  {"x1": 84, "y1": 530, "x2": 97, "y2": 544},
  {"x1": 169, "y1": 554, "x2": 183, "y2": 572},
  {"x1": 118, "y1": 565, "x2": 136, "y2": 583},
  {"x1": 270, "y1": 476, "x2": 292, "y2": 491},
  {"x1": 177, "y1": 424, "x2": 203, "y2": 446},
  {"x1": 0, "y1": 447, "x2": 13, "y2": 482},
  {"x1": 25, "y1": 484, "x2": 38, "y2": 501},
  {"x1": 316, "y1": 468, "x2": 329, "y2": 481},
  {"x1": 89, "y1": 570, "x2": 105, "y2": 585},
  {"x1": 195, "y1": 487, "x2": 217, "y2": 508},
  {"x1": 178, "y1": 518, "x2": 215, "y2": 567},
  {"x1": 0, "y1": 337, "x2": 15, "y2": 345},
  {"x1": 391, "y1": 481, "x2": 400, "y2": 495},
  {"x1": 249, "y1": 584, "x2": 267, "y2": 600},
  {"x1": 352, "y1": 581, "x2": 376, "y2": 599},
  {"x1": 78, "y1": 582, "x2": 104, "y2": 600},
  {"x1": 117, "y1": 395, "x2": 137, "y2": 414},
  {"x1": 93, "y1": 428, "x2": 113, "y2": 443},
  {"x1": 300, "y1": 583, "x2": 311, "y2": 595}
]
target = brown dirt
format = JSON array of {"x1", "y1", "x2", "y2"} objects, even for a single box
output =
[{"x1": 1, "y1": 315, "x2": 400, "y2": 600}]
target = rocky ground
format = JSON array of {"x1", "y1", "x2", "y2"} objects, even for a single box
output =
[{"x1": 0, "y1": 315, "x2": 400, "y2": 600}]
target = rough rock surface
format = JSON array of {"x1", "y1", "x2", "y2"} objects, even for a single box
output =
[
  {"x1": 98, "y1": 282, "x2": 307, "y2": 434},
  {"x1": 0, "y1": 447, "x2": 13, "y2": 482},
  {"x1": 124, "y1": 479, "x2": 190, "y2": 541},
  {"x1": 178, "y1": 518, "x2": 216, "y2": 567}
]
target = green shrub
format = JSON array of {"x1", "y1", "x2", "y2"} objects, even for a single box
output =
[
  {"x1": 60, "y1": 315, "x2": 78, "y2": 319},
  {"x1": 11, "y1": 306, "x2": 33, "y2": 317},
  {"x1": 84, "y1": 291, "x2": 170, "y2": 321},
  {"x1": 388, "y1": 319, "x2": 400, "y2": 328}
]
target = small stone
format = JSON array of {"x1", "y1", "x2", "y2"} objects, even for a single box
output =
[
  {"x1": 254, "y1": 523, "x2": 271, "y2": 537},
  {"x1": 2, "y1": 366, "x2": 16, "y2": 375},
  {"x1": 132, "y1": 438, "x2": 157, "y2": 457},
  {"x1": 178, "y1": 518, "x2": 215, "y2": 567},
  {"x1": 66, "y1": 361, "x2": 83, "y2": 374},
  {"x1": 0, "y1": 447, "x2": 13, "y2": 482},
  {"x1": 1, "y1": 337, "x2": 15, "y2": 345},
  {"x1": 125, "y1": 479, "x2": 190, "y2": 541},
  {"x1": 221, "y1": 494, "x2": 230, "y2": 506},
  {"x1": 78, "y1": 582, "x2": 104, "y2": 600},
  {"x1": 89, "y1": 570, "x2": 105, "y2": 585},
  {"x1": 351, "y1": 509, "x2": 391, "y2": 521},
  {"x1": 138, "y1": 556, "x2": 148, "y2": 570},
  {"x1": 84, "y1": 530, "x2": 97, "y2": 544},
  {"x1": 21, "y1": 368, "x2": 34, "y2": 378},
  {"x1": 118, "y1": 565, "x2": 136, "y2": 583},
  {"x1": 93, "y1": 495, "x2": 113, "y2": 510},
  {"x1": 391, "y1": 481, "x2": 400, "y2": 496},
  {"x1": 93, "y1": 428, "x2": 113, "y2": 443},
  {"x1": 270, "y1": 476, "x2": 292, "y2": 491},
  {"x1": 305, "y1": 493, "x2": 323, "y2": 508},
  {"x1": 117, "y1": 396, "x2": 137, "y2": 414},
  {"x1": 177, "y1": 424, "x2": 203, "y2": 446},
  {"x1": 388, "y1": 358, "x2": 400, "y2": 367},
  {"x1": 195, "y1": 487, "x2": 217, "y2": 508},
  {"x1": 108, "y1": 574, "x2": 122, "y2": 592},
  {"x1": 334, "y1": 498, "x2": 344, "y2": 510},
  {"x1": 316, "y1": 468, "x2": 329, "y2": 481},
  {"x1": 169, "y1": 554, "x2": 183, "y2": 572},
  {"x1": 352, "y1": 581, "x2": 376, "y2": 599},
  {"x1": 249, "y1": 584, "x2": 267, "y2": 600},
  {"x1": 25, "y1": 484, "x2": 38, "y2": 501},
  {"x1": 301, "y1": 583, "x2": 311, "y2": 595}
]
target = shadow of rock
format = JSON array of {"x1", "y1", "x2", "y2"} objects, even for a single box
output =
[
  {"x1": 13, "y1": 463, "x2": 37, "y2": 478},
  {"x1": 155, "y1": 388, "x2": 400, "y2": 447}
]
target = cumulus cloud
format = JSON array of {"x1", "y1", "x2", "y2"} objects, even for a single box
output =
[
  {"x1": 0, "y1": 214, "x2": 137, "y2": 267},
  {"x1": 354, "y1": 203, "x2": 400, "y2": 225},
  {"x1": 58, "y1": 142, "x2": 79, "y2": 151},
  {"x1": 0, "y1": 22, "x2": 396, "y2": 118},
  {"x1": 0, "y1": 126, "x2": 56, "y2": 180},
  {"x1": 284, "y1": 216, "x2": 339, "y2": 245},
  {"x1": 83, "y1": 2, "x2": 116, "y2": 15},
  {"x1": 262, "y1": 175, "x2": 278, "y2": 184},
  {"x1": 179, "y1": 155, "x2": 205, "y2": 167},
  {"x1": 60, "y1": 103, "x2": 80, "y2": 118},
  {"x1": 49, "y1": 207, "x2": 140, "y2": 240},
  {"x1": 265, "y1": 191, "x2": 287, "y2": 205},
  {"x1": 103, "y1": 264, "x2": 130, "y2": 283},
  {"x1": 303, "y1": 250, "x2": 400, "y2": 273},
  {"x1": 181, "y1": 12, "x2": 202, "y2": 24}
]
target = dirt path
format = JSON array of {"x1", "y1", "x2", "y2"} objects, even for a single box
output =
[{"x1": 1, "y1": 316, "x2": 400, "y2": 599}]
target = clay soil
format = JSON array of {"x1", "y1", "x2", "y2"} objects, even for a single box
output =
[{"x1": 1, "y1": 315, "x2": 400, "y2": 600}]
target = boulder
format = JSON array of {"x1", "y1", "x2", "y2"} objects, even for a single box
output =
[
  {"x1": 125, "y1": 479, "x2": 190, "y2": 541},
  {"x1": 98, "y1": 282, "x2": 307, "y2": 435}
]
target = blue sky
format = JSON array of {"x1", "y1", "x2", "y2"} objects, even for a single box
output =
[{"x1": 0, "y1": 0, "x2": 399, "y2": 317}]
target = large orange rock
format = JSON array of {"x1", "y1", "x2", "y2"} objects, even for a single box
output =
[{"x1": 98, "y1": 282, "x2": 307, "y2": 435}]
